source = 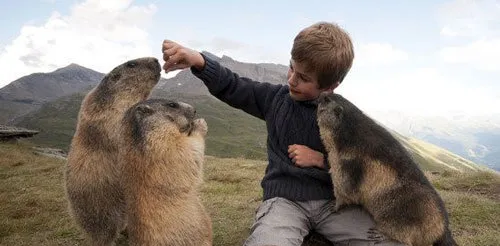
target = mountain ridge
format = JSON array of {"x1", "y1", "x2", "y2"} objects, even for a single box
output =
[{"x1": 0, "y1": 63, "x2": 104, "y2": 123}]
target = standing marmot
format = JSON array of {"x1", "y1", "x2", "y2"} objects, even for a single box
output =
[
  {"x1": 316, "y1": 93, "x2": 457, "y2": 246},
  {"x1": 119, "y1": 99, "x2": 212, "y2": 246},
  {"x1": 65, "y1": 57, "x2": 161, "y2": 246}
]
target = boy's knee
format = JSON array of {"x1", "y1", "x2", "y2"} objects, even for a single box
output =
[
  {"x1": 336, "y1": 239, "x2": 405, "y2": 246},
  {"x1": 244, "y1": 197, "x2": 310, "y2": 246}
]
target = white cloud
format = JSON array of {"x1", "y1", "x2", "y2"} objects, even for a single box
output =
[
  {"x1": 185, "y1": 37, "x2": 290, "y2": 66},
  {"x1": 439, "y1": 0, "x2": 500, "y2": 71},
  {"x1": 440, "y1": 38, "x2": 500, "y2": 71},
  {"x1": 440, "y1": 26, "x2": 459, "y2": 37},
  {"x1": 0, "y1": 0, "x2": 157, "y2": 88},
  {"x1": 438, "y1": 0, "x2": 500, "y2": 38},
  {"x1": 170, "y1": 19, "x2": 354, "y2": 68},
  {"x1": 353, "y1": 43, "x2": 409, "y2": 67},
  {"x1": 186, "y1": 38, "x2": 410, "y2": 70},
  {"x1": 339, "y1": 67, "x2": 500, "y2": 116}
]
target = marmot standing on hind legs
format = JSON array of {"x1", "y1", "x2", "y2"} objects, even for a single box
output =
[
  {"x1": 65, "y1": 57, "x2": 161, "y2": 246},
  {"x1": 119, "y1": 98, "x2": 212, "y2": 246},
  {"x1": 316, "y1": 93, "x2": 457, "y2": 246}
]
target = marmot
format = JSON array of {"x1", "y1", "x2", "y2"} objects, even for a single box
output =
[
  {"x1": 316, "y1": 93, "x2": 457, "y2": 246},
  {"x1": 65, "y1": 57, "x2": 161, "y2": 246},
  {"x1": 119, "y1": 99, "x2": 212, "y2": 246}
]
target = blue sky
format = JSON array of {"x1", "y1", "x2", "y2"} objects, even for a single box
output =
[{"x1": 0, "y1": 0, "x2": 499, "y2": 117}]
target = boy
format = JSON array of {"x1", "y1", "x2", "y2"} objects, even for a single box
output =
[{"x1": 162, "y1": 22, "x2": 403, "y2": 246}]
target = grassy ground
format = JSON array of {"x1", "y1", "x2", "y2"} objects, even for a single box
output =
[{"x1": 1, "y1": 142, "x2": 499, "y2": 246}]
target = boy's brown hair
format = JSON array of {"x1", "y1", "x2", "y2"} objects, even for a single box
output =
[{"x1": 291, "y1": 21, "x2": 354, "y2": 89}]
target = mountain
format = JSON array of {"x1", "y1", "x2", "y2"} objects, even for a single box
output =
[
  {"x1": 1, "y1": 53, "x2": 497, "y2": 172},
  {"x1": 395, "y1": 132, "x2": 490, "y2": 172},
  {"x1": 0, "y1": 64, "x2": 104, "y2": 124},
  {"x1": 369, "y1": 111, "x2": 500, "y2": 171}
]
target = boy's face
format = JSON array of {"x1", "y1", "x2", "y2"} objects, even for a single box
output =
[{"x1": 287, "y1": 59, "x2": 334, "y2": 101}]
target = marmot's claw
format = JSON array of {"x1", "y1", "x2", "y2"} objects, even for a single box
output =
[
  {"x1": 367, "y1": 228, "x2": 386, "y2": 241},
  {"x1": 333, "y1": 199, "x2": 348, "y2": 212},
  {"x1": 193, "y1": 118, "x2": 208, "y2": 135}
]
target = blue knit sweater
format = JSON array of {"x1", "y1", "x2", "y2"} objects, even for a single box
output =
[{"x1": 191, "y1": 54, "x2": 333, "y2": 201}]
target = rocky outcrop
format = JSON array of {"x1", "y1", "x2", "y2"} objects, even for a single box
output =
[
  {"x1": 0, "y1": 125, "x2": 39, "y2": 141},
  {"x1": 32, "y1": 146, "x2": 67, "y2": 159}
]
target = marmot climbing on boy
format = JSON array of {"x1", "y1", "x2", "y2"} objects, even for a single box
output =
[
  {"x1": 65, "y1": 57, "x2": 161, "y2": 246},
  {"x1": 119, "y1": 98, "x2": 212, "y2": 246},
  {"x1": 316, "y1": 92, "x2": 457, "y2": 246}
]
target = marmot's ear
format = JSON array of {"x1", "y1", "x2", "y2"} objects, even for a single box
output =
[
  {"x1": 136, "y1": 104, "x2": 154, "y2": 116},
  {"x1": 334, "y1": 105, "x2": 343, "y2": 119}
]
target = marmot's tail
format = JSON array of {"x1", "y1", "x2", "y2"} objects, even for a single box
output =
[{"x1": 433, "y1": 228, "x2": 458, "y2": 246}]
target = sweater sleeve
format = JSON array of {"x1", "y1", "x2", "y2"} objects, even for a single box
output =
[{"x1": 191, "y1": 53, "x2": 282, "y2": 120}]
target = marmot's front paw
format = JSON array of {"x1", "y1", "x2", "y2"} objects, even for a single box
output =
[
  {"x1": 334, "y1": 197, "x2": 348, "y2": 212},
  {"x1": 193, "y1": 118, "x2": 208, "y2": 136},
  {"x1": 367, "y1": 228, "x2": 387, "y2": 241}
]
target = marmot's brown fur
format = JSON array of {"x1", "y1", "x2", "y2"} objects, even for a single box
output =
[
  {"x1": 119, "y1": 99, "x2": 212, "y2": 246},
  {"x1": 65, "y1": 57, "x2": 161, "y2": 246},
  {"x1": 316, "y1": 93, "x2": 457, "y2": 246}
]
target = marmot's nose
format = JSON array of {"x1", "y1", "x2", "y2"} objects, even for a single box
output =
[
  {"x1": 319, "y1": 93, "x2": 331, "y2": 104},
  {"x1": 147, "y1": 58, "x2": 161, "y2": 71}
]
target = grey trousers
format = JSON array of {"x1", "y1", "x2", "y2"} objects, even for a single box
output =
[{"x1": 243, "y1": 197, "x2": 405, "y2": 246}]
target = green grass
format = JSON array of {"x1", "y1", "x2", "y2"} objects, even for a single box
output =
[
  {"x1": 0, "y1": 142, "x2": 266, "y2": 246},
  {"x1": 202, "y1": 157, "x2": 264, "y2": 245},
  {"x1": 0, "y1": 142, "x2": 83, "y2": 246},
  {"x1": 1, "y1": 142, "x2": 499, "y2": 245},
  {"x1": 14, "y1": 93, "x2": 84, "y2": 151},
  {"x1": 430, "y1": 170, "x2": 500, "y2": 201},
  {"x1": 184, "y1": 95, "x2": 268, "y2": 160}
]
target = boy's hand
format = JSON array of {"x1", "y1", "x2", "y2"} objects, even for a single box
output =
[
  {"x1": 288, "y1": 144, "x2": 325, "y2": 169},
  {"x1": 161, "y1": 40, "x2": 205, "y2": 73}
]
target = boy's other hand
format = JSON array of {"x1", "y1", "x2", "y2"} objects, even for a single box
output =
[
  {"x1": 288, "y1": 144, "x2": 325, "y2": 169},
  {"x1": 162, "y1": 40, "x2": 205, "y2": 73}
]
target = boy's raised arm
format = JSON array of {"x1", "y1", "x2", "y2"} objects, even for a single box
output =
[{"x1": 161, "y1": 39, "x2": 280, "y2": 120}]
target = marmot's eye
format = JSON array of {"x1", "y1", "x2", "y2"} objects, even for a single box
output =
[
  {"x1": 167, "y1": 102, "x2": 178, "y2": 108},
  {"x1": 126, "y1": 61, "x2": 137, "y2": 68}
]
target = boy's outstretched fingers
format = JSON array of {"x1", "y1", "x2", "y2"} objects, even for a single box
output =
[
  {"x1": 160, "y1": 39, "x2": 205, "y2": 72},
  {"x1": 162, "y1": 39, "x2": 174, "y2": 52},
  {"x1": 162, "y1": 40, "x2": 178, "y2": 58},
  {"x1": 161, "y1": 40, "x2": 184, "y2": 72},
  {"x1": 163, "y1": 52, "x2": 180, "y2": 72},
  {"x1": 163, "y1": 48, "x2": 175, "y2": 63}
]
